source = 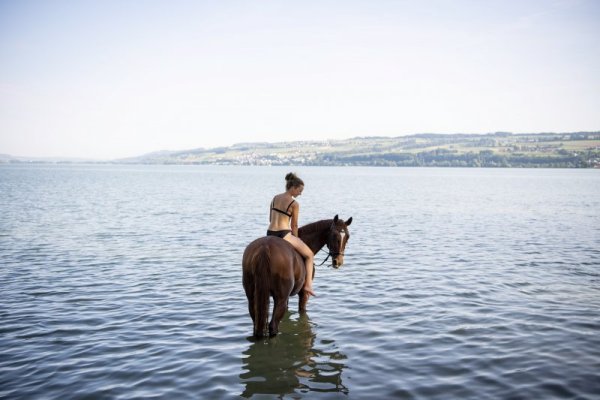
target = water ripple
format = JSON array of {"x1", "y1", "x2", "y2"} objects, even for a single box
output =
[{"x1": 1, "y1": 165, "x2": 599, "y2": 399}]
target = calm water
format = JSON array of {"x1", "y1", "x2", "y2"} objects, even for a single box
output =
[{"x1": 1, "y1": 164, "x2": 599, "y2": 399}]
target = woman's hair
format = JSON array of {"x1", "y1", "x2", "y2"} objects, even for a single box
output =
[{"x1": 285, "y1": 172, "x2": 304, "y2": 190}]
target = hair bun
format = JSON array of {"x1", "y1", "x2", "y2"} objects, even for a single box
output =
[
  {"x1": 284, "y1": 172, "x2": 304, "y2": 190},
  {"x1": 285, "y1": 172, "x2": 296, "y2": 181}
]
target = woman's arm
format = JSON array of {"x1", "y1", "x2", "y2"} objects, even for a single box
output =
[{"x1": 290, "y1": 202, "x2": 300, "y2": 237}]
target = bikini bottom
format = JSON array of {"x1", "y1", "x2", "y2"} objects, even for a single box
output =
[{"x1": 266, "y1": 229, "x2": 291, "y2": 239}]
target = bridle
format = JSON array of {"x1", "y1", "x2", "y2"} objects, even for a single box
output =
[
  {"x1": 315, "y1": 230, "x2": 345, "y2": 267},
  {"x1": 316, "y1": 248, "x2": 341, "y2": 267}
]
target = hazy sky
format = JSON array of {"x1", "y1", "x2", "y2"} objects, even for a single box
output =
[{"x1": 1, "y1": 0, "x2": 599, "y2": 159}]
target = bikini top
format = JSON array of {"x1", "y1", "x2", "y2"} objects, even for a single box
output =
[{"x1": 270, "y1": 198, "x2": 295, "y2": 221}]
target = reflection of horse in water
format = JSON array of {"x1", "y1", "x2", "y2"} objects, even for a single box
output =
[
  {"x1": 242, "y1": 216, "x2": 353, "y2": 337},
  {"x1": 239, "y1": 311, "x2": 349, "y2": 398}
]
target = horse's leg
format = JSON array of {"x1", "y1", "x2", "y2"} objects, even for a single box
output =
[
  {"x1": 269, "y1": 296, "x2": 289, "y2": 337},
  {"x1": 298, "y1": 260, "x2": 314, "y2": 313},
  {"x1": 247, "y1": 294, "x2": 256, "y2": 325},
  {"x1": 298, "y1": 290, "x2": 308, "y2": 313},
  {"x1": 243, "y1": 272, "x2": 255, "y2": 324}
]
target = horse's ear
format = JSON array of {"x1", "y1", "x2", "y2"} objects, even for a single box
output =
[
  {"x1": 345, "y1": 217, "x2": 353, "y2": 226},
  {"x1": 333, "y1": 215, "x2": 339, "y2": 223}
]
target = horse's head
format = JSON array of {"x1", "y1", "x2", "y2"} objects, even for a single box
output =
[{"x1": 327, "y1": 215, "x2": 353, "y2": 268}]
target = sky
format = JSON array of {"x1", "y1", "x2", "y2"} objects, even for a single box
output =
[{"x1": 1, "y1": 0, "x2": 599, "y2": 159}]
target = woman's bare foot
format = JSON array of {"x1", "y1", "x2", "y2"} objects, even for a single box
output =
[{"x1": 303, "y1": 284, "x2": 316, "y2": 297}]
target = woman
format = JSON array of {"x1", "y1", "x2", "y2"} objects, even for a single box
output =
[{"x1": 267, "y1": 172, "x2": 315, "y2": 297}]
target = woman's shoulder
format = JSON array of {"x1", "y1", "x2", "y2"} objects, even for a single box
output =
[
  {"x1": 271, "y1": 193, "x2": 288, "y2": 204},
  {"x1": 274, "y1": 192, "x2": 293, "y2": 200}
]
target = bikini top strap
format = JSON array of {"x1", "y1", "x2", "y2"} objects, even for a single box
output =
[
  {"x1": 270, "y1": 197, "x2": 295, "y2": 221},
  {"x1": 285, "y1": 199, "x2": 295, "y2": 213}
]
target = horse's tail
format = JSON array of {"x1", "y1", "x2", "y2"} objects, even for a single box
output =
[{"x1": 253, "y1": 244, "x2": 271, "y2": 338}]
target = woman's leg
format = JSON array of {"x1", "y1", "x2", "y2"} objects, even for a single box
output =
[{"x1": 284, "y1": 234, "x2": 315, "y2": 296}]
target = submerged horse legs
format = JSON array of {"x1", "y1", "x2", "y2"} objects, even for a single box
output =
[
  {"x1": 298, "y1": 264, "x2": 314, "y2": 313},
  {"x1": 243, "y1": 273, "x2": 256, "y2": 324},
  {"x1": 269, "y1": 297, "x2": 289, "y2": 337},
  {"x1": 298, "y1": 290, "x2": 309, "y2": 313}
]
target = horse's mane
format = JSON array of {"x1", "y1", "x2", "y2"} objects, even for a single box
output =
[{"x1": 299, "y1": 219, "x2": 332, "y2": 236}]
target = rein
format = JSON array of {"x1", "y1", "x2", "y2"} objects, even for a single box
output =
[
  {"x1": 315, "y1": 247, "x2": 344, "y2": 267},
  {"x1": 300, "y1": 219, "x2": 346, "y2": 268}
]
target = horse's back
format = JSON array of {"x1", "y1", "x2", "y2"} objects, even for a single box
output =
[
  {"x1": 243, "y1": 236, "x2": 298, "y2": 268},
  {"x1": 243, "y1": 236, "x2": 279, "y2": 266},
  {"x1": 244, "y1": 236, "x2": 295, "y2": 260},
  {"x1": 242, "y1": 236, "x2": 305, "y2": 291}
]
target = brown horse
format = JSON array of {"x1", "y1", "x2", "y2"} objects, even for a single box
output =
[{"x1": 242, "y1": 215, "x2": 353, "y2": 338}]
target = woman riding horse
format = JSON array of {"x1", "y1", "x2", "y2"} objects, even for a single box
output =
[
  {"x1": 267, "y1": 172, "x2": 315, "y2": 297},
  {"x1": 243, "y1": 215, "x2": 352, "y2": 337}
]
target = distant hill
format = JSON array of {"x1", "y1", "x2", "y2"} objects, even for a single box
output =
[
  {"x1": 0, "y1": 154, "x2": 16, "y2": 163},
  {"x1": 0, "y1": 154, "x2": 96, "y2": 163},
  {"x1": 116, "y1": 132, "x2": 600, "y2": 168},
  {"x1": 3, "y1": 132, "x2": 598, "y2": 167}
]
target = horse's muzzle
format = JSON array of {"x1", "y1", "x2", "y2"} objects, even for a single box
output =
[{"x1": 332, "y1": 255, "x2": 344, "y2": 268}]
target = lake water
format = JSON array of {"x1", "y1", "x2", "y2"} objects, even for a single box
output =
[{"x1": 1, "y1": 164, "x2": 599, "y2": 399}]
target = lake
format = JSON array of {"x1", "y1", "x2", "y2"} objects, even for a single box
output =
[{"x1": 1, "y1": 164, "x2": 599, "y2": 399}]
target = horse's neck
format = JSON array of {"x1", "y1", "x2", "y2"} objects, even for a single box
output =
[{"x1": 299, "y1": 220, "x2": 331, "y2": 255}]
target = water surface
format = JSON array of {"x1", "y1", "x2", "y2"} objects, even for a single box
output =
[{"x1": 1, "y1": 165, "x2": 599, "y2": 399}]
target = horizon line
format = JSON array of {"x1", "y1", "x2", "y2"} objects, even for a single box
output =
[{"x1": 2, "y1": 130, "x2": 599, "y2": 161}]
